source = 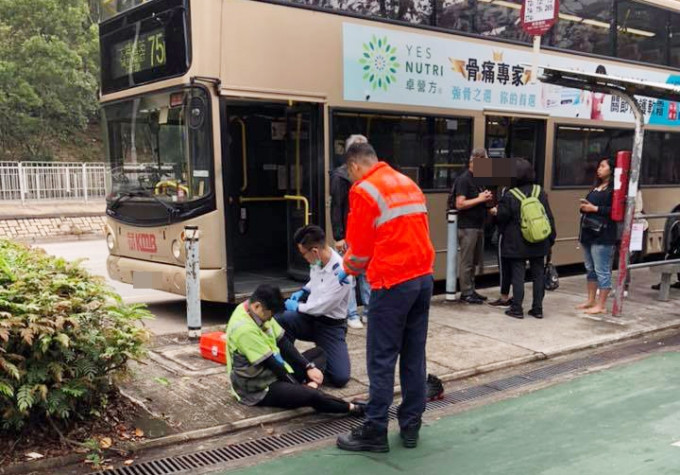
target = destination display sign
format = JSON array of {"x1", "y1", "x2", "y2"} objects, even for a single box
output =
[{"x1": 111, "y1": 28, "x2": 167, "y2": 79}]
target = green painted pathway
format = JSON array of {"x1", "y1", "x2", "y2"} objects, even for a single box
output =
[{"x1": 221, "y1": 353, "x2": 680, "y2": 475}]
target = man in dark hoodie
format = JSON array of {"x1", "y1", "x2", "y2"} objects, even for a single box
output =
[{"x1": 330, "y1": 134, "x2": 371, "y2": 329}]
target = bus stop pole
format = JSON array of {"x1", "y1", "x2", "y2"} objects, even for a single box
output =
[
  {"x1": 185, "y1": 225, "x2": 202, "y2": 338},
  {"x1": 446, "y1": 209, "x2": 459, "y2": 301},
  {"x1": 612, "y1": 93, "x2": 645, "y2": 317}
]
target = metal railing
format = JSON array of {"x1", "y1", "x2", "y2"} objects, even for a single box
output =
[
  {"x1": 614, "y1": 211, "x2": 680, "y2": 313},
  {"x1": 0, "y1": 162, "x2": 109, "y2": 203},
  {"x1": 627, "y1": 212, "x2": 680, "y2": 271}
]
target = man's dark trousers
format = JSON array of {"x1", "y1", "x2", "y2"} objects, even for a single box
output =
[
  {"x1": 366, "y1": 274, "x2": 433, "y2": 431},
  {"x1": 275, "y1": 311, "x2": 350, "y2": 388}
]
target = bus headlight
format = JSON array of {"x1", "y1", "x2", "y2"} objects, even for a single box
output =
[
  {"x1": 106, "y1": 233, "x2": 115, "y2": 251},
  {"x1": 172, "y1": 240, "x2": 182, "y2": 260}
]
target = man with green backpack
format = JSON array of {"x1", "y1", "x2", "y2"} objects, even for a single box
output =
[{"x1": 492, "y1": 158, "x2": 556, "y2": 319}]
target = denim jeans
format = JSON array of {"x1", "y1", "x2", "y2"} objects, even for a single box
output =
[
  {"x1": 347, "y1": 274, "x2": 371, "y2": 319},
  {"x1": 583, "y1": 243, "x2": 615, "y2": 289}
]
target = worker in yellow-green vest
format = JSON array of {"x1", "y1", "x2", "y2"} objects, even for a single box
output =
[{"x1": 226, "y1": 284, "x2": 366, "y2": 414}]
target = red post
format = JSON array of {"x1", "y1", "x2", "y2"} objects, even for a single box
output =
[{"x1": 611, "y1": 151, "x2": 630, "y2": 222}]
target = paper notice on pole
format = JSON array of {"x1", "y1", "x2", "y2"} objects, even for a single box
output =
[
  {"x1": 630, "y1": 222, "x2": 644, "y2": 251},
  {"x1": 614, "y1": 167, "x2": 623, "y2": 191}
]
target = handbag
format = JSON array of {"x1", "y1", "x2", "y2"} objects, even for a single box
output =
[
  {"x1": 544, "y1": 251, "x2": 559, "y2": 291},
  {"x1": 582, "y1": 214, "x2": 604, "y2": 234}
]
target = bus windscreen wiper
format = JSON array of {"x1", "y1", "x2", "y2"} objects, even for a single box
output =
[{"x1": 109, "y1": 190, "x2": 179, "y2": 218}]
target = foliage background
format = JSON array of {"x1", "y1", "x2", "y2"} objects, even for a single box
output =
[
  {"x1": 0, "y1": 239, "x2": 151, "y2": 432},
  {"x1": 0, "y1": 0, "x2": 101, "y2": 161}
]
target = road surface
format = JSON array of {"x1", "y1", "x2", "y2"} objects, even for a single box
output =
[
  {"x1": 217, "y1": 352, "x2": 680, "y2": 475},
  {"x1": 37, "y1": 239, "x2": 231, "y2": 335}
]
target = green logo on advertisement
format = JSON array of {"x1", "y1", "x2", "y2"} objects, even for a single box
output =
[{"x1": 359, "y1": 35, "x2": 399, "y2": 91}]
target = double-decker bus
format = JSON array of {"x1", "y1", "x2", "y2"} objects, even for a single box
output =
[{"x1": 99, "y1": 0, "x2": 680, "y2": 302}]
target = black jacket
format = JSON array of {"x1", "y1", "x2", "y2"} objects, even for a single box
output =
[
  {"x1": 579, "y1": 186, "x2": 617, "y2": 246},
  {"x1": 496, "y1": 184, "x2": 556, "y2": 259},
  {"x1": 330, "y1": 165, "x2": 352, "y2": 241}
]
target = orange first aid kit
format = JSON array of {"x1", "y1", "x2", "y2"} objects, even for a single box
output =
[{"x1": 199, "y1": 331, "x2": 228, "y2": 365}]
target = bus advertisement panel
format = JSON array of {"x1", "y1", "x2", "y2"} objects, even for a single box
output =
[{"x1": 343, "y1": 23, "x2": 680, "y2": 127}]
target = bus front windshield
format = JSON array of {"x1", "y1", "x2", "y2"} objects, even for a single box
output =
[
  {"x1": 99, "y1": 0, "x2": 154, "y2": 22},
  {"x1": 103, "y1": 89, "x2": 212, "y2": 214}
]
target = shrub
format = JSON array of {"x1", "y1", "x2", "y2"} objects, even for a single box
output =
[{"x1": 0, "y1": 239, "x2": 152, "y2": 431}]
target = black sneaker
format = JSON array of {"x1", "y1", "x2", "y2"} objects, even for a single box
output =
[
  {"x1": 426, "y1": 374, "x2": 444, "y2": 401},
  {"x1": 505, "y1": 308, "x2": 524, "y2": 319},
  {"x1": 528, "y1": 309, "x2": 544, "y2": 319},
  {"x1": 400, "y1": 421, "x2": 421, "y2": 449},
  {"x1": 472, "y1": 291, "x2": 488, "y2": 301},
  {"x1": 488, "y1": 298, "x2": 513, "y2": 307},
  {"x1": 460, "y1": 294, "x2": 484, "y2": 305},
  {"x1": 337, "y1": 422, "x2": 389, "y2": 453}
]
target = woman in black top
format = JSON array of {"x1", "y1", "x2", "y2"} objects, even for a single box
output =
[{"x1": 577, "y1": 158, "x2": 616, "y2": 315}]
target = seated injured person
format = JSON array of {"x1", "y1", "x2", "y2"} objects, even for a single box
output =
[
  {"x1": 226, "y1": 284, "x2": 365, "y2": 415},
  {"x1": 276, "y1": 225, "x2": 352, "y2": 388}
]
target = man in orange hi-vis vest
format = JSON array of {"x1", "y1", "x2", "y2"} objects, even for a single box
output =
[{"x1": 336, "y1": 143, "x2": 435, "y2": 453}]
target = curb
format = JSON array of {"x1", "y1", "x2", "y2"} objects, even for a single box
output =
[
  {"x1": 121, "y1": 321, "x2": 680, "y2": 453},
  {"x1": 0, "y1": 453, "x2": 84, "y2": 475},
  {"x1": 15, "y1": 233, "x2": 105, "y2": 245},
  {"x1": 4, "y1": 323, "x2": 680, "y2": 474}
]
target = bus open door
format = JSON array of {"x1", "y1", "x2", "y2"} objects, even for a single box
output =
[{"x1": 223, "y1": 100, "x2": 323, "y2": 301}]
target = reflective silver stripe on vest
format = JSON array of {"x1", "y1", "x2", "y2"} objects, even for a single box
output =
[
  {"x1": 345, "y1": 260, "x2": 363, "y2": 273},
  {"x1": 375, "y1": 203, "x2": 428, "y2": 226},
  {"x1": 358, "y1": 181, "x2": 389, "y2": 215},
  {"x1": 358, "y1": 180, "x2": 427, "y2": 227},
  {"x1": 348, "y1": 255, "x2": 370, "y2": 263}
]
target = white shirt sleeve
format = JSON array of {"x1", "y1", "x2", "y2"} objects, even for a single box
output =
[
  {"x1": 298, "y1": 278, "x2": 348, "y2": 315},
  {"x1": 296, "y1": 251, "x2": 350, "y2": 319}
]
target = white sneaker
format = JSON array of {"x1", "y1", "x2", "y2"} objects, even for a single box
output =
[
  {"x1": 361, "y1": 315, "x2": 368, "y2": 324},
  {"x1": 347, "y1": 317, "x2": 364, "y2": 329}
]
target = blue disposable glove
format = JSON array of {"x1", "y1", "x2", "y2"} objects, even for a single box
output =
[
  {"x1": 291, "y1": 289, "x2": 306, "y2": 302},
  {"x1": 337, "y1": 269, "x2": 350, "y2": 286},
  {"x1": 284, "y1": 299, "x2": 299, "y2": 312}
]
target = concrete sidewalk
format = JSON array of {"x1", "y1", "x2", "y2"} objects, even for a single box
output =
[
  {"x1": 120, "y1": 269, "x2": 680, "y2": 443},
  {"x1": 0, "y1": 200, "x2": 105, "y2": 219}
]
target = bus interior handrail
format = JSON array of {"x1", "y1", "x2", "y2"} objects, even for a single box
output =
[
  {"x1": 295, "y1": 113, "x2": 302, "y2": 209},
  {"x1": 230, "y1": 117, "x2": 248, "y2": 192},
  {"x1": 238, "y1": 195, "x2": 310, "y2": 226}
]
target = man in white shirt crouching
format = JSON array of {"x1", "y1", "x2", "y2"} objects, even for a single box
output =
[{"x1": 276, "y1": 225, "x2": 352, "y2": 388}]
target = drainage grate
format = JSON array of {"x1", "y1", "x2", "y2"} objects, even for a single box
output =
[
  {"x1": 447, "y1": 384, "x2": 498, "y2": 403},
  {"x1": 484, "y1": 375, "x2": 533, "y2": 391},
  {"x1": 94, "y1": 335, "x2": 680, "y2": 475}
]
